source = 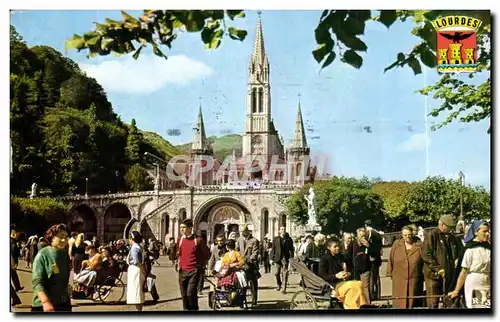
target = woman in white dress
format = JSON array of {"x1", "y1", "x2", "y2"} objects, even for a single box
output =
[
  {"x1": 448, "y1": 220, "x2": 490, "y2": 308},
  {"x1": 127, "y1": 231, "x2": 145, "y2": 311}
]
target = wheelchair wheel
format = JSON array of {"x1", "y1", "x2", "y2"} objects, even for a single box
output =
[
  {"x1": 98, "y1": 276, "x2": 125, "y2": 305},
  {"x1": 290, "y1": 291, "x2": 318, "y2": 310},
  {"x1": 212, "y1": 292, "x2": 225, "y2": 311},
  {"x1": 208, "y1": 291, "x2": 214, "y2": 309}
]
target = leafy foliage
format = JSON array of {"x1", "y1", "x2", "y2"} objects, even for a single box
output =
[
  {"x1": 287, "y1": 177, "x2": 385, "y2": 234},
  {"x1": 371, "y1": 181, "x2": 412, "y2": 219},
  {"x1": 65, "y1": 10, "x2": 248, "y2": 60},
  {"x1": 126, "y1": 119, "x2": 143, "y2": 163},
  {"x1": 66, "y1": 10, "x2": 491, "y2": 132},
  {"x1": 11, "y1": 197, "x2": 70, "y2": 236},
  {"x1": 288, "y1": 176, "x2": 490, "y2": 233},
  {"x1": 405, "y1": 176, "x2": 490, "y2": 224},
  {"x1": 124, "y1": 163, "x2": 153, "y2": 192},
  {"x1": 10, "y1": 26, "x2": 181, "y2": 197},
  {"x1": 141, "y1": 130, "x2": 184, "y2": 160}
]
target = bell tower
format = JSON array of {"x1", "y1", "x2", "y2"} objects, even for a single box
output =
[{"x1": 242, "y1": 13, "x2": 272, "y2": 161}]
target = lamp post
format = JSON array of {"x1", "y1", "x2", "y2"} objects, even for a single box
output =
[
  {"x1": 153, "y1": 162, "x2": 160, "y2": 191},
  {"x1": 458, "y1": 171, "x2": 465, "y2": 221},
  {"x1": 85, "y1": 177, "x2": 89, "y2": 199},
  {"x1": 145, "y1": 152, "x2": 168, "y2": 190}
]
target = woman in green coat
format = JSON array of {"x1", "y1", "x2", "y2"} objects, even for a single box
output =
[{"x1": 31, "y1": 224, "x2": 71, "y2": 312}]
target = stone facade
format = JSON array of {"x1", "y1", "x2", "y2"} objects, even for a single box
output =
[{"x1": 58, "y1": 186, "x2": 300, "y2": 243}]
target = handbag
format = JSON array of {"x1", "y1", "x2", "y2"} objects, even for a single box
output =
[{"x1": 143, "y1": 273, "x2": 156, "y2": 292}]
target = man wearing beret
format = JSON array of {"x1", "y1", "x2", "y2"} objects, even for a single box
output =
[{"x1": 421, "y1": 215, "x2": 464, "y2": 308}]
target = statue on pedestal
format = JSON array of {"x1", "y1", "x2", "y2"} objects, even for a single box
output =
[
  {"x1": 304, "y1": 187, "x2": 317, "y2": 227},
  {"x1": 30, "y1": 182, "x2": 37, "y2": 199}
]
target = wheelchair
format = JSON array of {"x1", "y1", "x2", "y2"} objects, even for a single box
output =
[
  {"x1": 205, "y1": 269, "x2": 254, "y2": 311},
  {"x1": 71, "y1": 260, "x2": 127, "y2": 305},
  {"x1": 289, "y1": 259, "x2": 343, "y2": 310}
]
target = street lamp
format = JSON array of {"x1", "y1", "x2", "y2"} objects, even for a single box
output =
[
  {"x1": 144, "y1": 152, "x2": 165, "y2": 163},
  {"x1": 85, "y1": 177, "x2": 89, "y2": 199},
  {"x1": 458, "y1": 171, "x2": 465, "y2": 221},
  {"x1": 153, "y1": 162, "x2": 160, "y2": 191},
  {"x1": 145, "y1": 152, "x2": 169, "y2": 190}
]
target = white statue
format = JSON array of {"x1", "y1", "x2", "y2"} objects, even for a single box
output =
[
  {"x1": 304, "y1": 187, "x2": 317, "y2": 227},
  {"x1": 30, "y1": 182, "x2": 37, "y2": 199}
]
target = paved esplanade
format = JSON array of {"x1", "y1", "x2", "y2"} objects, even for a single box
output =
[{"x1": 12, "y1": 254, "x2": 392, "y2": 312}]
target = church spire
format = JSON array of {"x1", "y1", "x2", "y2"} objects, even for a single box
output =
[
  {"x1": 191, "y1": 104, "x2": 212, "y2": 155},
  {"x1": 251, "y1": 12, "x2": 266, "y2": 64},
  {"x1": 290, "y1": 99, "x2": 308, "y2": 150}
]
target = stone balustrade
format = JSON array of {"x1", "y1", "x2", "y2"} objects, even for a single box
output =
[
  {"x1": 55, "y1": 190, "x2": 158, "y2": 201},
  {"x1": 55, "y1": 183, "x2": 301, "y2": 201}
]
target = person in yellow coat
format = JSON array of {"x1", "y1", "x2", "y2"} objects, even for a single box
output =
[
  {"x1": 216, "y1": 240, "x2": 246, "y2": 304},
  {"x1": 319, "y1": 238, "x2": 370, "y2": 309}
]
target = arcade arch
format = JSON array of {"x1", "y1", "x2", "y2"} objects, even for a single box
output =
[
  {"x1": 68, "y1": 204, "x2": 97, "y2": 239},
  {"x1": 103, "y1": 203, "x2": 132, "y2": 242}
]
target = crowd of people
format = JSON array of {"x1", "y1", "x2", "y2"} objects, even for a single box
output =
[
  {"x1": 10, "y1": 226, "x2": 162, "y2": 312},
  {"x1": 10, "y1": 213, "x2": 490, "y2": 312},
  {"x1": 386, "y1": 215, "x2": 490, "y2": 309}
]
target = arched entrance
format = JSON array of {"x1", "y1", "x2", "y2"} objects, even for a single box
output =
[
  {"x1": 280, "y1": 213, "x2": 287, "y2": 229},
  {"x1": 194, "y1": 198, "x2": 252, "y2": 242},
  {"x1": 162, "y1": 213, "x2": 170, "y2": 242},
  {"x1": 262, "y1": 208, "x2": 269, "y2": 237},
  {"x1": 103, "y1": 203, "x2": 132, "y2": 242},
  {"x1": 69, "y1": 204, "x2": 97, "y2": 239}
]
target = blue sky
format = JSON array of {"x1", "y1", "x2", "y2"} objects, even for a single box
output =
[{"x1": 10, "y1": 10, "x2": 491, "y2": 189}]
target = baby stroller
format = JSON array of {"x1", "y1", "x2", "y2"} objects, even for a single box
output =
[{"x1": 206, "y1": 263, "x2": 253, "y2": 311}]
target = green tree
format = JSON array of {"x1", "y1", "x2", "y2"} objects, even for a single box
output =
[
  {"x1": 10, "y1": 25, "x2": 182, "y2": 196},
  {"x1": 60, "y1": 74, "x2": 114, "y2": 121},
  {"x1": 371, "y1": 181, "x2": 413, "y2": 230},
  {"x1": 66, "y1": 10, "x2": 491, "y2": 132},
  {"x1": 124, "y1": 163, "x2": 153, "y2": 192},
  {"x1": 405, "y1": 176, "x2": 490, "y2": 225},
  {"x1": 287, "y1": 177, "x2": 385, "y2": 234},
  {"x1": 11, "y1": 197, "x2": 70, "y2": 236},
  {"x1": 126, "y1": 118, "x2": 143, "y2": 164},
  {"x1": 41, "y1": 107, "x2": 91, "y2": 194}
]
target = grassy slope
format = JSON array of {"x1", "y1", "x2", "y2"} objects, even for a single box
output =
[
  {"x1": 177, "y1": 134, "x2": 242, "y2": 161},
  {"x1": 140, "y1": 130, "x2": 184, "y2": 158}
]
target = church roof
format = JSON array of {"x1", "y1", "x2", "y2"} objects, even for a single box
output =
[
  {"x1": 251, "y1": 14, "x2": 266, "y2": 64},
  {"x1": 289, "y1": 101, "x2": 308, "y2": 150},
  {"x1": 191, "y1": 104, "x2": 213, "y2": 155}
]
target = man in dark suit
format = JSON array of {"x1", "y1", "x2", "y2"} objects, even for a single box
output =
[
  {"x1": 271, "y1": 226, "x2": 294, "y2": 294},
  {"x1": 365, "y1": 220, "x2": 382, "y2": 301},
  {"x1": 347, "y1": 227, "x2": 378, "y2": 302},
  {"x1": 422, "y1": 215, "x2": 463, "y2": 308},
  {"x1": 261, "y1": 235, "x2": 271, "y2": 273},
  {"x1": 241, "y1": 224, "x2": 260, "y2": 305}
]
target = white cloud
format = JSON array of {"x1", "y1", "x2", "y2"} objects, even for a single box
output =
[
  {"x1": 398, "y1": 133, "x2": 431, "y2": 152},
  {"x1": 79, "y1": 54, "x2": 214, "y2": 94}
]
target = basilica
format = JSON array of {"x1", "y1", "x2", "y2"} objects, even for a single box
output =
[
  {"x1": 65, "y1": 15, "x2": 314, "y2": 243},
  {"x1": 173, "y1": 15, "x2": 313, "y2": 189}
]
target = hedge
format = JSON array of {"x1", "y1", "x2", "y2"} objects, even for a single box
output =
[{"x1": 11, "y1": 197, "x2": 70, "y2": 237}]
